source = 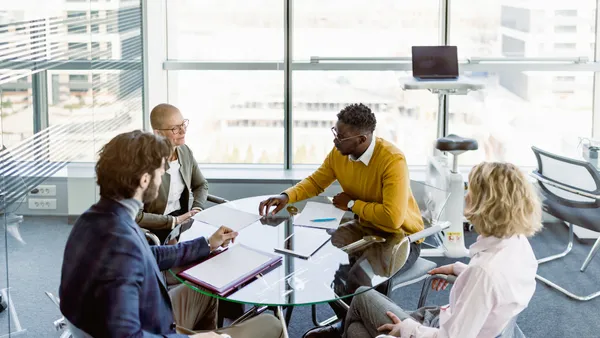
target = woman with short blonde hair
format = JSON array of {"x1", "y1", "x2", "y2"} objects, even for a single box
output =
[
  {"x1": 331, "y1": 162, "x2": 543, "y2": 338},
  {"x1": 465, "y1": 161, "x2": 542, "y2": 238}
]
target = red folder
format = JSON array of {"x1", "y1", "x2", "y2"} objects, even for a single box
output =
[{"x1": 177, "y1": 244, "x2": 282, "y2": 297}]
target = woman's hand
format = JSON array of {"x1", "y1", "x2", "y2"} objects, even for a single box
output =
[
  {"x1": 428, "y1": 264, "x2": 455, "y2": 291},
  {"x1": 377, "y1": 311, "x2": 403, "y2": 336}
]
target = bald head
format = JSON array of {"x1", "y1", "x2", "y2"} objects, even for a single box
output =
[{"x1": 150, "y1": 103, "x2": 180, "y2": 130}]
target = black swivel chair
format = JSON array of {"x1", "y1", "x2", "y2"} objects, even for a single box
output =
[{"x1": 530, "y1": 146, "x2": 600, "y2": 301}]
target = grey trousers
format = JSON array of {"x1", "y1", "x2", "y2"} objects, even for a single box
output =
[
  {"x1": 170, "y1": 285, "x2": 284, "y2": 338},
  {"x1": 343, "y1": 288, "x2": 440, "y2": 338}
]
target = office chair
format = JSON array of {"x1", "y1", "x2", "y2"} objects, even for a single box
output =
[
  {"x1": 45, "y1": 291, "x2": 95, "y2": 338},
  {"x1": 385, "y1": 181, "x2": 451, "y2": 298},
  {"x1": 530, "y1": 146, "x2": 600, "y2": 301},
  {"x1": 311, "y1": 181, "x2": 451, "y2": 327}
]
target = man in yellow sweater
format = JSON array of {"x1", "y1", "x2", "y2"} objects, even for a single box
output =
[
  {"x1": 259, "y1": 103, "x2": 423, "y2": 237},
  {"x1": 259, "y1": 103, "x2": 424, "y2": 337}
]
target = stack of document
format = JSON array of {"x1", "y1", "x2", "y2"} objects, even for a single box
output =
[
  {"x1": 193, "y1": 205, "x2": 262, "y2": 232},
  {"x1": 293, "y1": 201, "x2": 346, "y2": 230}
]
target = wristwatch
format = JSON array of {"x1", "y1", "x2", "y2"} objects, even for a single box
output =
[{"x1": 347, "y1": 200, "x2": 355, "y2": 211}]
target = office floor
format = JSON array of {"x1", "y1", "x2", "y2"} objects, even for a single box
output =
[{"x1": 0, "y1": 217, "x2": 599, "y2": 337}]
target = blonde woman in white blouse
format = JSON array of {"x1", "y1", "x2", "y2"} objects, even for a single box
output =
[{"x1": 321, "y1": 162, "x2": 543, "y2": 338}]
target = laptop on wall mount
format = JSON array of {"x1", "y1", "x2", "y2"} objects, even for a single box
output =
[{"x1": 411, "y1": 46, "x2": 459, "y2": 80}]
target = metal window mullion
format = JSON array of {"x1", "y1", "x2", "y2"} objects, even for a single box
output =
[
  {"x1": 31, "y1": 69, "x2": 50, "y2": 165},
  {"x1": 440, "y1": 0, "x2": 450, "y2": 137},
  {"x1": 141, "y1": 0, "x2": 150, "y2": 131},
  {"x1": 31, "y1": 69, "x2": 49, "y2": 133},
  {"x1": 440, "y1": 0, "x2": 449, "y2": 45},
  {"x1": 284, "y1": 0, "x2": 293, "y2": 170},
  {"x1": 592, "y1": 0, "x2": 600, "y2": 138}
]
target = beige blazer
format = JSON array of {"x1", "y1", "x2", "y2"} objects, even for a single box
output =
[{"x1": 135, "y1": 144, "x2": 208, "y2": 230}]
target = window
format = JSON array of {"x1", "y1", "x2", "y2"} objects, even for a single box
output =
[
  {"x1": 451, "y1": 0, "x2": 595, "y2": 58},
  {"x1": 164, "y1": 0, "x2": 600, "y2": 169},
  {"x1": 91, "y1": 24, "x2": 99, "y2": 33},
  {"x1": 0, "y1": 78, "x2": 34, "y2": 149},
  {"x1": 554, "y1": 43, "x2": 576, "y2": 50},
  {"x1": 106, "y1": 42, "x2": 112, "y2": 59},
  {"x1": 90, "y1": 11, "x2": 100, "y2": 19},
  {"x1": 48, "y1": 70, "x2": 144, "y2": 162},
  {"x1": 67, "y1": 11, "x2": 86, "y2": 18},
  {"x1": 68, "y1": 42, "x2": 88, "y2": 60},
  {"x1": 292, "y1": 71, "x2": 437, "y2": 165},
  {"x1": 167, "y1": 71, "x2": 284, "y2": 164},
  {"x1": 69, "y1": 74, "x2": 88, "y2": 82},
  {"x1": 106, "y1": 11, "x2": 117, "y2": 33},
  {"x1": 448, "y1": 72, "x2": 593, "y2": 167},
  {"x1": 167, "y1": 0, "x2": 283, "y2": 61},
  {"x1": 502, "y1": 36, "x2": 526, "y2": 57},
  {"x1": 501, "y1": 6, "x2": 531, "y2": 33},
  {"x1": 554, "y1": 25, "x2": 577, "y2": 33},
  {"x1": 555, "y1": 76, "x2": 576, "y2": 82},
  {"x1": 293, "y1": 1, "x2": 439, "y2": 60},
  {"x1": 555, "y1": 10, "x2": 578, "y2": 17},
  {"x1": 68, "y1": 24, "x2": 86, "y2": 34}
]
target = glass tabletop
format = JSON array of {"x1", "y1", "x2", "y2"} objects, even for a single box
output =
[{"x1": 168, "y1": 195, "x2": 415, "y2": 307}]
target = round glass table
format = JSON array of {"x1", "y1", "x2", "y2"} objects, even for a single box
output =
[{"x1": 169, "y1": 195, "x2": 411, "y2": 334}]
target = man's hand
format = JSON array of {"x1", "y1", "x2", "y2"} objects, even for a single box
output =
[
  {"x1": 258, "y1": 194, "x2": 289, "y2": 216},
  {"x1": 208, "y1": 226, "x2": 238, "y2": 252},
  {"x1": 428, "y1": 264, "x2": 455, "y2": 291},
  {"x1": 332, "y1": 192, "x2": 352, "y2": 211},
  {"x1": 177, "y1": 209, "x2": 200, "y2": 224},
  {"x1": 377, "y1": 311, "x2": 403, "y2": 336}
]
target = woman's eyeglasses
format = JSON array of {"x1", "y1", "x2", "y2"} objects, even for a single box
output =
[{"x1": 157, "y1": 119, "x2": 189, "y2": 135}]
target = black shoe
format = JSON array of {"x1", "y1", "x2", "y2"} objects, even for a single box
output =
[{"x1": 302, "y1": 321, "x2": 343, "y2": 338}]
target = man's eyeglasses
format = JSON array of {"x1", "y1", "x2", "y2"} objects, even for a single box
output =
[
  {"x1": 157, "y1": 119, "x2": 189, "y2": 135},
  {"x1": 331, "y1": 127, "x2": 363, "y2": 142}
]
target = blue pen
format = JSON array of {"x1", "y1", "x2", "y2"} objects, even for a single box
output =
[{"x1": 310, "y1": 218, "x2": 337, "y2": 222}]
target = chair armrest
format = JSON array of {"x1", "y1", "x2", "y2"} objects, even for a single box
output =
[
  {"x1": 407, "y1": 221, "x2": 450, "y2": 243},
  {"x1": 530, "y1": 172, "x2": 600, "y2": 199},
  {"x1": 375, "y1": 335, "x2": 396, "y2": 338},
  {"x1": 430, "y1": 273, "x2": 457, "y2": 283},
  {"x1": 141, "y1": 228, "x2": 160, "y2": 246},
  {"x1": 207, "y1": 194, "x2": 229, "y2": 204},
  {"x1": 418, "y1": 273, "x2": 457, "y2": 308}
]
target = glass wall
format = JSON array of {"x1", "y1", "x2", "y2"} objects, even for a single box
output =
[
  {"x1": 165, "y1": 0, "x2": 600, "y2": 169},
  {"x1": 0, "y1": 0, "x2": 143, "y2": 335}
]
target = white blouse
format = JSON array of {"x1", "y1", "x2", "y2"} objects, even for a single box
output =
[{"x1": 163, "y1": 160, "x2": 186, "y2": 216}]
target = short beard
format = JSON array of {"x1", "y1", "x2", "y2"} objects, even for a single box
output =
[{"x1": 141, "y1": 174, "x2": 159, "y2": 204}]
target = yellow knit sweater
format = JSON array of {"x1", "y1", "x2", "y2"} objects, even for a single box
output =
[{"x1": 284, "y1": 138, "x2": 424, "y2": 235}]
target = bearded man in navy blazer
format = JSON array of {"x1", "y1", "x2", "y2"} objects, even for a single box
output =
[{"x1": 59, "y1": 130, "x2": 283, "y2": 338}]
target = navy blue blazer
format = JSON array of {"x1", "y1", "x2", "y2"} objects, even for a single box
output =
[{"x1": 60, "y1": 198, "x2": 210, "y2": 337}]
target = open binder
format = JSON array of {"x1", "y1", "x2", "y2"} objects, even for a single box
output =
[{"x1": 177, "y1": 244, "x2": 282, "y2": 297}]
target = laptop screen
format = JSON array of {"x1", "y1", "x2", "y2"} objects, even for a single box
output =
[{"x1": 411, "y1": 46, "x2": 459, "y2": 78}]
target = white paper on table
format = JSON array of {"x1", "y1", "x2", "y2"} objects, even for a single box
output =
[
  {"x1": 183, "y1": 245, "x2": 273, "y2": 289},
  {"x1": 192, "y1": 205, "x2": 261, "y2": 232},
  {"x1": 292, "y1": 201, "x2": 346, "y2": 230}
]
